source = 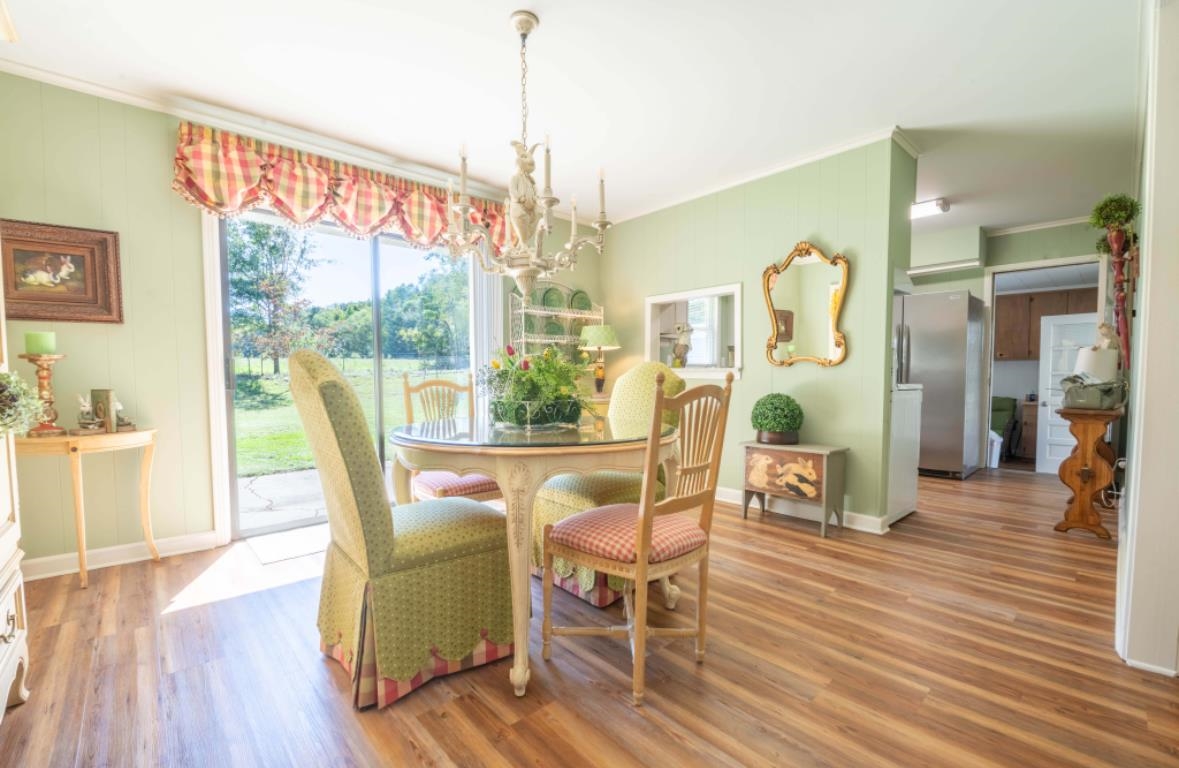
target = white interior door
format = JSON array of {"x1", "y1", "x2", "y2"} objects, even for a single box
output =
[{"x1": 1036, "y1": 313, "x2": 1098, "y2": 473}]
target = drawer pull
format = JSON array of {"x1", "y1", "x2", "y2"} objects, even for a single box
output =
[{"x1": 0, "y1": 611, "x2": 15, "y2": 643}]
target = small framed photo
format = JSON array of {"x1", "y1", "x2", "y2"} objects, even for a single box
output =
[{"x1": 1, "y1": 219, "x2": 123, "y2": 323}]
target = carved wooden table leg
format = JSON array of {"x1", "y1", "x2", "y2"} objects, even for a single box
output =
[{"x1": 1055, "y1": 408, "x2": 1121, "y2": 539}]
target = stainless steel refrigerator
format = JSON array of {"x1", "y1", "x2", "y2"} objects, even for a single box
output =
[{"x1": 894, "y1": 290, "x2": 985, "y2": 479}]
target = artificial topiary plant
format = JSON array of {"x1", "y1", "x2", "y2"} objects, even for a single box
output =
[
  {"x1": 751, "y1": 393, "x2": 804, "y2": 445},
  {"x1": 1089, "y1": 194, "x2": 1140, "y2": 232}
]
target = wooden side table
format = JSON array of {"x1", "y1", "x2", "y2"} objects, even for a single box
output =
[
  {"x1": 15, "y1": 429, "x2": 158, "y2": 587},
  {"x1": 742, "y1": 442, "x2": 849, "y2": 537},
  {"x1": 1055, "y1": 408, "x2": 1120, "y2": 539}
]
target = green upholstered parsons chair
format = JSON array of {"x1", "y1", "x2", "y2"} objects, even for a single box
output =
[
  {"x1": 531, "y1": 361, "x2": 686, "y2": 607},
  {"x1": 289, "y1": 350, "x2": 513, "y2": 709}
]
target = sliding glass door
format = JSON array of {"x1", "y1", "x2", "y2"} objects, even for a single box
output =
[{"x1": 223, "y1": 212, "x2": 483, "y2": 538}]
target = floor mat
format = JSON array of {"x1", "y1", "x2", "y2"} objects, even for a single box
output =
[{"x1": 245, "y1": 523, "x2": 330, "y2": 564}]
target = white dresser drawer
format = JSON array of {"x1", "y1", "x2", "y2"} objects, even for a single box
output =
[{"x1": 0, "y1": 553, "x2": 28, "y2": 716}]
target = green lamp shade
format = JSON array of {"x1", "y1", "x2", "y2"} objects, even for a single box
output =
[{"x1": 579, "y1": 324, "x2": 620, "y2": 351}]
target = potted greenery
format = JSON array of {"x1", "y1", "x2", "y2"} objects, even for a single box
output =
[
  {"x1": 479, "y1": 345, "x2": 588, "y2": 430},
  {"x1": 751, "y1": 393, "x2": 803, "y2": 445},
  {"x1": 1090, "y1": 193, "x2": 1141, "y2": 371},
  {"x1": 1089, "y1": 193, "x2": 1140, "y2": 254},
  {"x1": 0, "y1": 372, "x2": 44, "y2": 435}
]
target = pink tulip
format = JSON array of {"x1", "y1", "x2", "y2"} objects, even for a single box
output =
[
  {"x1": 505, "y1": 345, "x2": 516, "y2": 357},
  {"x1": 520, "y1": 358, "x2": 530, "y2": 370}
]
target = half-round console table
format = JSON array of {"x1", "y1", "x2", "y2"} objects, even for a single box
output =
[{"x1": 15, "y1": 429, "x2": 158, "y2": 588}]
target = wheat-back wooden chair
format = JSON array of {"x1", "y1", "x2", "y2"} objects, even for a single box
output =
[
  {"x1": 402, "y1": 373, "x2": 501, "y2": 502},
  {"x1": 542, "y1": 372, "x2": 733, "y2": 705}
]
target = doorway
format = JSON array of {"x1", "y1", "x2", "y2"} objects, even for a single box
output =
[
  {"x1": 987, "y1": 261, "x2": 1104, "y2": 474},
  {"x1": 221, "y1": 211, "x2": 484, "y2": 539}
]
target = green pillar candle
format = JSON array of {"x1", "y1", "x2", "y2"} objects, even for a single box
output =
[{"x1": 24, "y1": 331, "x2": 56, "y2": 355}]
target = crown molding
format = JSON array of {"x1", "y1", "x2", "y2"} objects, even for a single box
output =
[
  {"x1": 0, "y1": 57, "x2": 507, "y2": 200},
  {"x1": 612, "y1": 125, "x2": 921, "y2": 225},
  {"x1": 985, "y1": 216, "x2": 1090, "y2": 237},
  {"x1": 890, "y1": 127, "x2": 921, "y2": 159}
]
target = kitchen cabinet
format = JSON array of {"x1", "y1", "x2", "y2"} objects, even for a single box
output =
[
  {"x1": 1019, "y1": 400, "x2": 1039, "y2": 460},
  {"x1": 993, "y1": 294, "x2": 1031, "y2": 359},
  {"x1": 993, "y1": 288, "x2": 1099, "y2": 360},
  {"x1": 1067, "y1": 287, "x2": 1098, "y2": 314},
  {"x1": 1027, "y1": 291, "x2": 1070, "y2": 359}
]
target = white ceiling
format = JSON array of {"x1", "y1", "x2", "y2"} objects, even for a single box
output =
[
  {"x1": 994, "y1": 263, "x2": 1100, "y2": 294},
  {"x1": 0, "y1": 0, "x2": 1143, "y2": 230}
]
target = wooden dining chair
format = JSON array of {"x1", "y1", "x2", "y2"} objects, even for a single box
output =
[
  {"x1": 542, "y1": 372, "x2": 733, "y2": 705},
  {"x1": 402, "y1": 373, "x2": 501, "y2": 502},
  {"x1": 531, "y1": 362, "x2": 686, "y2": 608}
]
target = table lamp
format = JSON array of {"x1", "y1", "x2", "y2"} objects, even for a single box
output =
[
  {"x1": 579, "y1": 324, "x2": 621, "y2": 394},
  {"x1": 1074, "y1": 347, "x2": 1118, "y2": 382}
]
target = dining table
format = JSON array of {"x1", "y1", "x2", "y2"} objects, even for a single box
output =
[{"x1": 388, "y1": 414, "x2": 676, "y2": 697}]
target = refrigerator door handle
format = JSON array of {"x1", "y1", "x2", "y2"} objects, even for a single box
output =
[
  {"x1": 895, "y1": 324, "x2": 904, "y2": 385},
  {"x1": 903, "y1": 324, "x2": 912, "y2": 383}
]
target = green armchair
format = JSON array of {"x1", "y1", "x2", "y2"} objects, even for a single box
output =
[
  {"x1": 289, "y1": 350, "x2": 513, "y2": 708},
  {"x1": 531, "y1": 361, "x2": 686, "y2": 606}
]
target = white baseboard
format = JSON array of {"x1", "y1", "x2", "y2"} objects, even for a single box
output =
[
  {"x1": 717, "y1": 486, "x2": 904, "y2": 535},
  {"x1": 1124, "y1": 658, "x2": 1178, "y2": 677},
  {"x1": 21, "y1": 531, "x2": 220, "y2": 582}
]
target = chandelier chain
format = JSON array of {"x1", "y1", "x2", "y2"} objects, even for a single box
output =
[{"x1": 520, "y1": 35, "x2": 529, "y2": 144}]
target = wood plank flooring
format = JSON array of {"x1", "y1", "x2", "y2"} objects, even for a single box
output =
[{"x1": 2, "y1": 471, "x2": 1177, "y2": 767}]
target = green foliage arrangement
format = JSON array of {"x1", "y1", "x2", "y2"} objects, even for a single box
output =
[
  {"x1": 479, "y1": 345, "x2": 588, "y2": 427},
  {"x1": 1095, "y1": 235, "x2": 1112, "y2": 255},
  {"x1": 0, "y1": 372, "x2": 44, "y2": 435},
  {"x1": 1089, "y1": 194, "x2": 1140, "y2": 231},
  {"x1": 751, "y1": 393, "x2": 804, "y2": 433}
]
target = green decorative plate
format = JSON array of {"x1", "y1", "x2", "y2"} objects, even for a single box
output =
[
  {"x1": 544, "y1": 319, "x2": 566, "y2": 337},
  {"x1": 542, "y1": 286, "x2": 565, "y2": 309},
  {"x1": 569, "y1": 289, "x2": 592, "y2": 311},
  {"x1": 524, "y1": 315, "x2": 537, "y2": 334}
]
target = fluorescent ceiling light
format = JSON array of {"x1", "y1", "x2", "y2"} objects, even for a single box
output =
[
  {"x1": 0, "y1": 0, "x2": 16, "y2": 43},
  {"x1": 911, "y1": 198, "x2": 950, "y2": 219}
]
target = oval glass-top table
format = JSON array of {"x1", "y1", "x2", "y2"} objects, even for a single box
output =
[{"x1": 389, "y1": 416, "x2": 676, "y2": 697}]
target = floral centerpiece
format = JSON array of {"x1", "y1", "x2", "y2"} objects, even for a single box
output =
[
  {"x1": 0, "y1": 371, "x2": 45, "y2": 435},
  {"x1": 479, "y1": 345, "x2": 588, "y2": 430}
]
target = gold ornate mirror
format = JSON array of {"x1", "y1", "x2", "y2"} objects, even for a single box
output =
[{"x1": 763, "y1": 241, "x2": 849, "y2": 367}]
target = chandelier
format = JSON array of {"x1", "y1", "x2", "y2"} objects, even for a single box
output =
[{"x1": 442, "y1": 10, "x2": 610, "y2": 301}]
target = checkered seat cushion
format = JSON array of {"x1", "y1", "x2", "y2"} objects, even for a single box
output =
[
  {"x1": 412, "y1": 471, "x2": 501, "y2": 501},
  {"x1": 549, "y1": 503, "x2": 707, "y2": 564}
]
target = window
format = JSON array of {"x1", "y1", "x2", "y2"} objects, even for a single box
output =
[{"x1": 223, "y1": 211, "x2": 498, "y2": 538}]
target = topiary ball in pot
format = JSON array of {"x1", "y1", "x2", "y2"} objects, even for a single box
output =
[{"x1": 751, "y1": 393, "x2": 803, "y2": 445}]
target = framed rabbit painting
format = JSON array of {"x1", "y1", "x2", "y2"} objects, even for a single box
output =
[{"x1": 1, "y1": 219, "x2": 123, "y2": 323}]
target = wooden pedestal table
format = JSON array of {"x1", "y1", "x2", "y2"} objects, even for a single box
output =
[
  {"x1": 15, "y1": 429, "x2": 158, "y2": 587},
  {"x1": 1055, "y1": 408, "x2": 1121, "y2": 539},
  {"x1": 390, "y1": 417, "x2": 675, "y2": 697}
]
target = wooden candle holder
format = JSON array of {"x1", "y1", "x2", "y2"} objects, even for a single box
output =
[{"x1": 17, "y1": 353, "x2": 67, "y2": 437}]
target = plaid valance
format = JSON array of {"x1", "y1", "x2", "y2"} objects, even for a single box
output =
[{"x1": 172, "y1": 121, "x2": 509, "y2": 247}]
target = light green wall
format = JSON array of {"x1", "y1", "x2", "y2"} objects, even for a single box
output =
[
  {"x1": 603, "y1": 139, "x2": 916, "y2": 517},
  {"x1": 0, "y1": 72, "x2": 212, "y2": 558},
  {"x1": 910, "y1": 225, "x2": 984, "y2": 269},
  {"x1": 911, "y1": 222, "x2": 1100, "y2": 297},
  {"x1": 987, "y1": 222, "x2": 1097, "y2": 266}
]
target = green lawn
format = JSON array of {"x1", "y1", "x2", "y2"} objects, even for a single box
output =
[{"x1": 233, "y1": 356, "x2": 469, "y2": 477}]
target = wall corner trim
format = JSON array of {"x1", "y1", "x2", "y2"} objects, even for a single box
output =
[
  {"x1": 716, "y1": 486, "x2": 897, "y2": 535},
  {"x1": 985, "y1": 216, "x2": 1090, "y2": 238},
  {"x1": 1123, "y1": 657, "x2": 1178, "y2": 678},
  {"x1": 890, "y1": 127, "x2": 921, "y2": 159},
  {"x1": 21, "y1": 531, "x2": 219, "y2": 582}
]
